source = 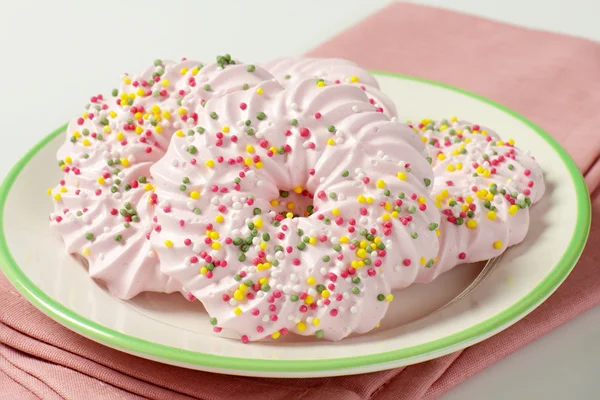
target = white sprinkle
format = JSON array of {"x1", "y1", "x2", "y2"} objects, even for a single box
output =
[
  {"x1": 256, "y1": 180, "x2": 264, "y2": 187},
  {"x1": 294, "y1": 316, "x2": 301, "y2": 324},
  {"x1": 290, "y1": 273, "x2": 299, "y2": 282},
  {"x1": 112, "y1": 192, "x2": 122, "y2": 200},
  {"x1": 350, "y1": 306, "x2": 358, "y2": 314},
  {"x1": 320, "y1": 267, "x2": 327, "y2": 275},
  {"x1": 306, "y1": 317, "x2": 314, "y2": 324},
  {"x1": 288, "y1": 315, "x2": 295, "y2": 321},
  {"x1": 262, "y1": 315, "x2": 270, "y2": 322},
  {"x1": 211, "y1": 197, "x2": 219, "y2": 205},
  {"x1": 171, "y1": 159, "x2": 179, "y2": 167},
  {"x1": 343, "y1": 292, "x2": 350, "y2": 300},
  {"x1": 290, "y1": 103, "x2": 299, "y2": 111},
  {"x1": 228, "y1": 299, "x2": 237, "y2": 306},
  {"x1": 293, "y1": 284, "x2": 302, "y2": 292},
  {"x1": 317, "y1": 300, "x2": 324, "y2": 307},
  {"x1": 192, "y1": 243, "x2": 202, "y2": 252},
  {"x1": 308, "y1": 288, "x2": 317, "y2": 296},
  {"x1": 257, "y1": 290, "x2": 265, "y2": 298},
  {"x1": 339, "y1": 306, "x2": 346, "y2": 312},
  {"x1": 283, "y1": 286, "x2": 292, "y2": 294},
  {"x1": 394, "y1": 265, "x2": 402, "y2": 272},
  {"x1": 103, "y1": 226, "x2": 110, "y2": 233},
  {"x1": 351, "y1": 105, "x2": 359, "y2": 112}
]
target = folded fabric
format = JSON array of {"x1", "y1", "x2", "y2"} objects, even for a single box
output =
[{"x1": 1, "y1": 3, "x2": 599, "y2": 399}]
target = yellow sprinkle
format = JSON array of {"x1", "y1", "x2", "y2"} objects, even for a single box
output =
[
  {"x1": 164, "y1": 240, "x2": 173, "y2": 248},
  {"x1": 255, "y1": 161, "x2": 263, "y2": 169},
  {"x1": 211, "y1": 242, "x2": 221, "y2": 251},
  {"x1": 508, "y1": 139, "x2": 515, "y2": 146},
  {"x1": 161, "y1": 79, "x2": 170, "y2": 88},
  {"x1": 200, "y1": 267, "x2": 208, "y2": 275},
  {"x1": 359, "y1": 240, "x2": 368, "y2": 249},
  {"x1": 116, "y1": 132, "x2": 125, "y2": 140},
  {"x1": 244, "y1": 158, "x2": 253, "y2": 166},
  {"x1": 293, "y1": 186, "x2": 303, "y2": 194},
  {"x1": 493, "y1": 240, "x2": 503, "y2": 249},
  {"x1": 397, "y1": 171, "x2": 407, "y2": 181},
  {"x1": 256, "y1": 87, "x2": 264, "y2": 95},
  {"x1": 47, "y1": 188, "x2": 53, "y2": 196},
  {"x1": 309, "y1": 237, "x2": 317, "y2": 245},
  {"x1": 64, "y1": 156, "x2": 72, "y2": 164},
  {"x1": 421, "y1": 136, "x2": 427, "y2": 143},
  {"x1": 382, "y1": 213, "x2": 390, "y2": 221},
  {"x1": 81, "y1": 248, "x2": 91, "y2": 257},
  {"x1": 436, "y1": 229, "x2": 441, "y2": 236},
  {"x1": 385, "y1": 294, "x2": 394, "y2": 302},
  {"x1": 254, "y1": 218, "x2": 263, "y2": 229},
  {"x1": 287, "y1": 202, "x2": 295, "y2": 210},
  {"x1": 446, "y1": 164, "x2": 456, "y2": 172},
  {"x1": 317, "y1": 81, "x2": 326, "y2": 87},
  {"x1": 234, "y1": 307, "x2": 242, "y2": 316},
  {"x1": 259, "y1": 278, "x2": 268, "y2": 285},
  {"x1": 190, "y1": 191, "x2": 201, "y2": 199},
  {"x1": 136, "y1": 88, "x2": 145, "y2": 96},
  {"x1": 144, "y1": 183, "x2": 153, "y2": 191},
  {"x1": 53, "y1": 193, "x2": 62, "y2": 201},
  {"x1": 162, "y1": 110, "x2": 171, "y2": 119},
  {"x1": 233, "y1": 290, "x2": 244, "y2": 301},
  {"x1": 418, "y1": 197, "x2": 426, "y2": 204},
  {"x1": 357, "y1": 195, "x2": 366, "y2": 203},
  {"x1": 457, "y1": 162, "x2": 463, "y2": 170},
  {"x1": 304, "y1": 295, "x2": 313, "y2": 304},
  {"x1": 391, "y1": 211, "x2": 399, "y2": 218},
  {"x1": 437, "y1": 153, "x2": 446, "y2": 161},
  {"x1": 297, "y1": 322, "x2": 307, "y2": 331},
  {"x1": 215, "y1": 215, "x2": 224, "y2": 223},
  {"x1": 246, "y1": 145, "x2": 255, "y2": 153},
  {"x1": 466, "y1": 220, "x2": 478, "y2": 229},
  {"x1": 451, "y1": 116, "x2": 458, "y2": 122},
  {"x1": 59, "y1": 187, "x2": 67, "y2": 193},
  {"x1": 376, "y1": 179, "x2": 386, "y2": 189},
  {"x1": 339, "y1": 236, "x2": 349, "y2": 244},
  {"x1": 177, "y1": 107, "x2": 187, "y2": 116},
  {"x1": 332, "y1": 208, "x2": 340, "y2": 216},
  {"x1": 509, "y1": 205, "x2": 519, "y2": 215},
  {"x1": 307, "y1": 277, "x2": 316, "y2": 285},
  {"x1": 286, "y1": 212, "x2": 294, "y2": 219},
  {"x1": 321, "y1": 290, "x2": 330, "y2": 299},
  {"x1": 327, "y1": 138, "x2": 335, "y2": 146},
  {"x1": 313, "y1": 318, "x2": 321, "y2": 326},
  {"x1": 349, "y1": 75, "x2": 359, "y2": 83},
  {"x1": 271, "y1": 331, "x2": 281, "y2": 340},
  {"x1": 205, "y1": 160, "x2": 215, "y2": 168},
  {"x1": 465, "y1": 195, "x2": 473, "y2": 204},
  {"x1": 487, "y1": 211, "x2": 497, "y2": 220},
  {"x1": 366, "y1": 196, "x2": 374, "y2": 204},
  {"x1": 97, "y1": 177, "x2": 105, "y2": 185},
  {"x1": 270, "y1": 199, "x2": 279, "y2": 207},
  {"x1": 222, "y1": 125, "x2": 230, "y2": 133},
  {"x1": 420, "y1": 257, "x2": 426, "y2": 265},
  {"x1": 123, "y1": 77, "x2": 131, "y2": 85},
  {"x1": 121, "y1": 158, "x2": 129, "y2": 167},
  {"x1": 135, "y1": 126, "x2": 144, "y2": 134},
  {"x1": 259, "y1": 242, "x2": 267, "y2": 250},
  {"x1": 103, "y1": 126, "x2": 112, "y2": 134},
  {"x1": 180, "y1": 67, "x2": 189, "y2": 75},
  {"x1": 82, "y1": 139, "x2": 91, "y2": 147},
  {"x1": 210, "y1": 231, "x2": 219, "y2": 240},
  {"x1": 384, "y1": 202, "x2": 392, "y2": 211},
  {"x1": 356, "y1": 249, "x2": 367, "y2": 258}
]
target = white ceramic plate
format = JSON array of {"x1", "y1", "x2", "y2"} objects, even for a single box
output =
[{"x1": 0, "y1": 73, "x2": 590, "y2": 378}]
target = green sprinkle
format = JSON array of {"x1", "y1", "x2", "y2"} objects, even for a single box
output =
[
  {"x1": 411, "y1": 232, "x2": 418, "y2": 239},
  {"x1": 238, "y1": 254, "x2": 246, "y2": 262},
  {"x1": 341, "y1": 170, "x2": 349, "y2": 177},
  {"x1": 210, "y1": 112, "x2": 218, "y2": 119},
  {"x1": 210, "y1": 317, "x2": 218, "y2": 326},
  {"x1": 291, "y1": 294, "x2": 299, "y2": 302},
  {"x1": 187, "y1": 145, "x2": 197, "y2": 154},
  {"x1": 247, "y1": 65, "x2": 256, "y2": 72},
  {"x1": 429, "y1": 223, "x2": 439, "y2": 231},
  {"x1": 85, "y1": 232, "x2": 94, "y2": 241},
  {"x1": 112, "y1": 88, "x2": 118, "y2": 96},
  {"x1": 315, "y1": 330, "x2": 325, "y2": 339},
  {"x1": 290, "y1": 119, "x2": 298, "y2": 126},
  {"x1": 256, "y1": 112, "x2": 266, "y2": 121},
  {"x1": 322, "y1": 255, "x2": 331, "y2": 262},
  {"x1": 261, "y1": 284, "x2": 271, "y2": 292},
  {"x1": 242, "y1": 83, "x2": 249, "y2": 90},
  {"x1": 352, "y1": 287, "x2": 360, "y2": 295},
  {"x1": 424, "y1": 178, "x2": 431, "y2": 187},
  {"x1": 328, "y1": 125, "x2": 335, "y2": 132},
  {"x1": 297, "y1": 242, "x2": 306, "y2": 250},
  {"x1": 377, "y1": 294, "x2": 385, "y2": 301}
]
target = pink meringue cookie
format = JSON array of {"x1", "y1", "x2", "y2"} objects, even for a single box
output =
[
  {"x1": 414, "y1": 118, "x2": 545, "y2": 282},
  {"x1": 150, "y1": 67, "x2": 440, "y2": 341},
  {"x1": 48, "y1": 56, "x2": 273, "y2": 299}
]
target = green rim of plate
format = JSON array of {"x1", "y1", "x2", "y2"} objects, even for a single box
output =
[{"x1": 0, "y1": 72, "x2": 591, "y2": 373}]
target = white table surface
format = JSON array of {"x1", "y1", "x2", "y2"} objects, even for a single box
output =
[{"x1": 0, "y1": 1, "x2": 598, "y2": 398}]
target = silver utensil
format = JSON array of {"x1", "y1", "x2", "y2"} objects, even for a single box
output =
[{"x1": 432, "y1": 254, "x2": 504, "y2": 313}]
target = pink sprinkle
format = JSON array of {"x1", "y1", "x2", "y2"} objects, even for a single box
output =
[
  {"x1": 299, "y1": 127, "x2": 310, "y2": 137},
  {"x1": 251, "y1": 309, "x2": 260, "y2": 316},
  {"x1": 314, "y1": 112, "x2": 322, "y2": 119},
  {"x1": 239, "y1": 102, "x2": 247, "y2": 110},
  {"x1": 330, "y1": 309, "x2": 338, "y2": 317},
  {"x1": 458, "y1": 252, "x2": 467, "y2": 260},
  {"x1": 403, "y1": 259, "x2": 411, "y2": 266},
  {"x1": 241, "y1": 335, "x2": 249, "y2": 343}
]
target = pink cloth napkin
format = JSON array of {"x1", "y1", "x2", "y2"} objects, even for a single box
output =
[{"x1": 2, "y1": 3, "x2": 600, "y2": 399}]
